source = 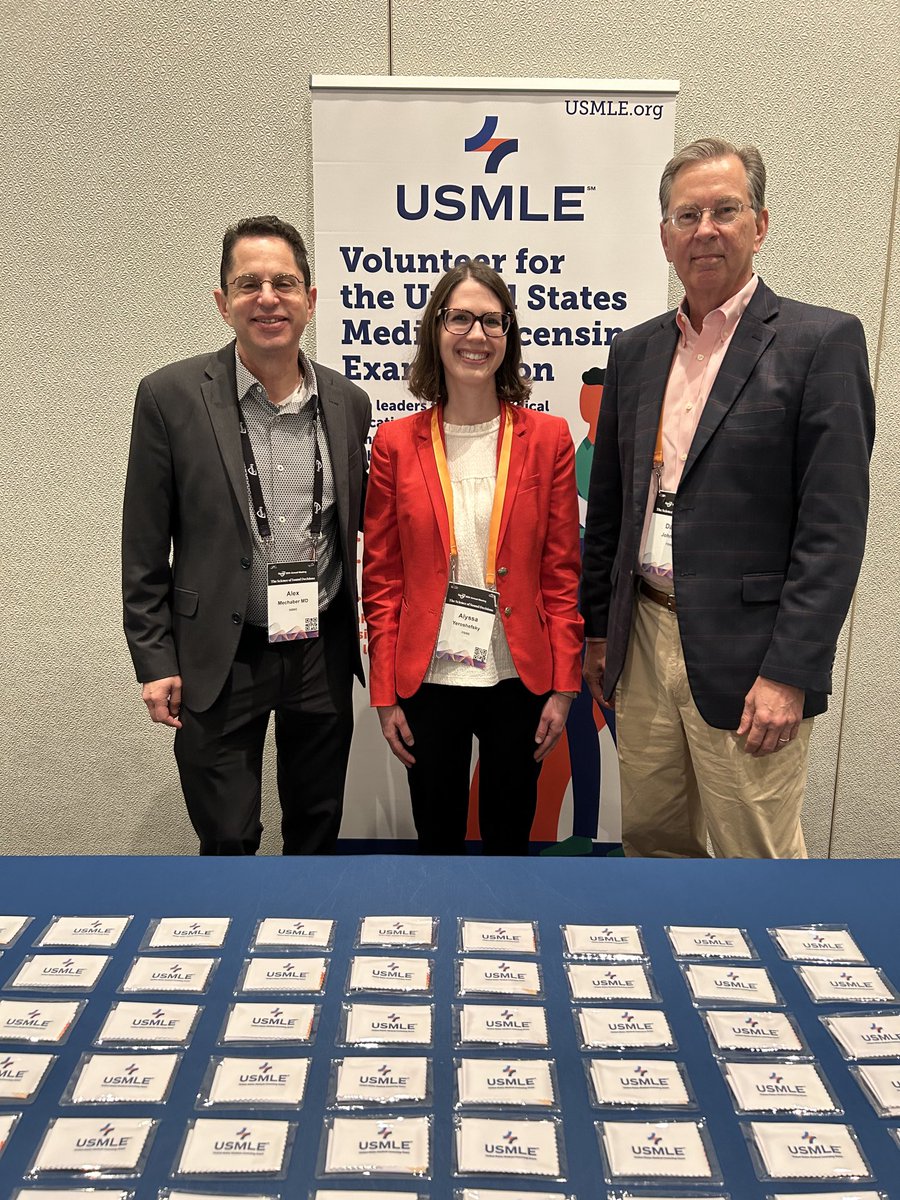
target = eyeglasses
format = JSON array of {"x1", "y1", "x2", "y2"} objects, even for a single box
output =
[
  {"x1": 440, "y1": 308, "x2": 512, "y2": 338},
  {"x1": 665, "y1": 201, "x2": 755, "y2": 231},
  {"x1": 228, "y1": 273, "x2": 305, "y2": 296}
]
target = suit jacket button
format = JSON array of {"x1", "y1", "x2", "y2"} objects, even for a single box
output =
[
  {"x1": 504, "y1": 606, "x2": 512, "y2": 617},
  {"x1": 231, "y1": 612, "x2": 243, "y2": 624},
  {"x1": 498, "y1": 566, "x2": 508, "y2": 576},
  {"x1": 240, "y1": 557, "x2": 251, "y2": 569}
]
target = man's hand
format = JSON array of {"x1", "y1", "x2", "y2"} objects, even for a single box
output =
[
  {"x1": 534, "y1": 692, "x2": 574, "y2": 762},
  {"x1": 377, "y1": 704, "x2": 416, "y2": 767},
  {"x1": 141, "y1": 676, "x2": 183, "y2": 728},
  {"x1": 736, "y1": 676, "x2": 804, "y2": 756},
  {"x1": 582, "y1": 638, "x2": 614, "y2": 709}
]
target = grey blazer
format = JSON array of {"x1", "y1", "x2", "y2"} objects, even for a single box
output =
[
  {"x1": 581, "y1": 278, "x2": 875, "y2": 729},
  {"x1": 122, "y1": 342, "x2": 371, "y2": 712}
]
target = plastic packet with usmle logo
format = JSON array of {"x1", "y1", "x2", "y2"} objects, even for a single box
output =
[
  {"x1": 141, "y1": 917, "x2": 231, "y2": 951},
  {"x1": 561, "y1": 923, "x2": 646, "y2": 960},
  {"x1": 118, "y1": 956, "x2": 218, "y2": 996},
  {"x1": 0, "y1": 916, "x2": 32, "y2": 949},
  {"x1": 821, "y1": 1009, "x2": 900, "y2": 1060},
  {"x1": 172, "y1": 1117, "x2": 295, "y2": 1178},
  {"x1": 0, "y1": 997, "x2": 85, "y2": 1045},
  {"x1": 218, "y1": 1002, "x2": 319, "y2": 1047},
  {"x1": 586, "y1": 1058, "x2": 696, "y2": 1111},
  {"x1": 768, "y1": 924, "x2": 867, "y2": 964},
  {"x1": 197, "y1": 1054, "x2": 311, "y2": 1109},
  {"x1": 574, "y1": 1007, "x2": 676, "y2": 1053},
  {"x1": 702, "y1": 1009, "x2": 810, "y2": 1058},
  {"x1": 5, "y1": 954, "x2": 111, "y2": 993},
  {"x1": 454, "y1": 1003, "x2": 549, "y2": 1049},
  {"x1": 94, "y1": 1001, "x2": 202, "y2": 1049},
  {"x1": 34, "y1": 915, "x2": 132, "y2": 949},
  {"x1": 458, "y1": 919, "x2": 538, "y2": 955},
  {"x1": 849, "y1": 1061, "x2": 900, "y2": 1117},
  {"x1": 0, "y1": 1050, "x2": 56, "y2": 1103},
  {"x1": 458, "y1": 958, "x2": 543, "y2": 999},
  {"x1": 319, "y1": 1114, "x2": 432, "y2": 1177},
  {"x1": 250, "y1": 916, "x2": 335, "y2": 952},
  {"x1": 566, "y1": 962, "x2": 659, "y2": 1004},
  {"x1": 742, "y1": 1120, "x2": 873, "y2": 1182},
  {"x1": 597, "y1": 1119, "x2": 722, "y2": 1185},
  {"x1": 455, "y1": 1056, "x2": 558, "y2": 1109},
  {"x1": 339, "y1": 1002, "x2": 434, "y2": 1048},
  {"x1": 718, "y1": 1056, "x2": 842, "y2": 1116},
  {"x1": 347, "y1": 955, "x2": 433, "y2": 995},
  {"x1": 794, "y1": 964, "x2": 900, "y2": 1005},
  {"x1": 454, "y1": 1114, "x2": 566, "y2": 1179},
  {"x1": 329, "y1": 1055, "x2": 431, "y2": 1107},
  {"x1": 665, "y1": 925, "x2": 757, "y2": 961},
  {"x1": 62, "y1": 1051, "x2": 181, "y2": 1106},
  {"x1": 357, "y1": 916, "x2": 438, "y2": 950},
  {"x1": 24, "y1": 1116, "x2": 159, "y2": 1179},
  {"x1": 237, "y1": 955, "x2": 329, "y2": 995},
  {"x1": 679, "y1": 962, "x2": 784, "y2": 1008}
]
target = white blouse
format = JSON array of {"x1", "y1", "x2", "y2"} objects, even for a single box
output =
[{"x1": 424, "y1": 415, "x2": 518, "y2": 688}]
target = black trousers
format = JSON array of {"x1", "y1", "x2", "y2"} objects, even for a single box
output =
[
  {"x1": 174, "y1": 602, "x2": 355, "y2": 856},
  {"x1": 399, "y1": 679, "x2": 548, "y2": 855}
]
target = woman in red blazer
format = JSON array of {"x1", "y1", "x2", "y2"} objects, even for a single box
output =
[{"x1": 362, "y1": 263, "x2": 583, "y2": 854}]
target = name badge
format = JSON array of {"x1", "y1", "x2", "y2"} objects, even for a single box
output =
[
  {"x1": 434, "y1": 582, "x2": 497, "y2": 670},
  {"x1": 267, "y1": 562, "x2": 318, "y2": 642},
  {"x1": 641, "y1": 488, "x2": 675, "y2": 578}
]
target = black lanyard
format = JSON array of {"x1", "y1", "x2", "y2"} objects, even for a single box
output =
[{"x1": 238, "y1": 395, "x2": 324, "y2": 550}]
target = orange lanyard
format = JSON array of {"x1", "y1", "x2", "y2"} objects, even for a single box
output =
[{"x1": 430, "y1": 402, "x2": 514, "y2": 587}]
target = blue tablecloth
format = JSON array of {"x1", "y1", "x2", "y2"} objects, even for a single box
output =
[{"x1": 0, "y1": 855, "x2": 898, "y2": 1197}]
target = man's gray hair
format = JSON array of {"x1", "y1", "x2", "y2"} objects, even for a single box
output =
[{"x1": 659, "y1": 138, "x2": 766, "y2": 216}]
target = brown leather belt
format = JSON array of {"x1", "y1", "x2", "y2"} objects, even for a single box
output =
[{"x1": 639, "y1": 578, "x2": 677, "y2": 612}]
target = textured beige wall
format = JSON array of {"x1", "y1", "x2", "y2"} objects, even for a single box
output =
[{"x1": 0, "y1": 0, "x2": 896, "y2": 855}]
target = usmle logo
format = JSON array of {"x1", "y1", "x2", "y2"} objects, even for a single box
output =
[{"x1": 465, "y1": 116, "x2": 518, "y2": 173}]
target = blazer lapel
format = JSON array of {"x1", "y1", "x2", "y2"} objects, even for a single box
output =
[
  {"x1": 682, "y1": 280, "x2": 778, "y2": 481},
  {"x1": 201, "y1": 344, "x2": 250, "y2": 535},
  {"x1": 316, "y1": 363, "x2": 350, "y2": 536},
  {"x1": 415, "y1": 408, "x2": 452, "y2": 563},
  {"x1": 497, "y1": 404, "x2": 527, "y2": 551},
  {"x1": 633, "y1": 316, "x2": 679, "y2": 527}
]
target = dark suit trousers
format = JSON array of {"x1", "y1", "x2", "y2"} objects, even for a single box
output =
[
  {"x1": 399, "y1": 679, "x2": 547, "y2": 855},
  {"x1": 173, "y1": 601, "x2": 355, "y2": 855}
]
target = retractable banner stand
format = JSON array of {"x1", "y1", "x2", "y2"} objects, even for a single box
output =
[{"x1": 311, "y1": 76, "x2": 678, "y2": 850}]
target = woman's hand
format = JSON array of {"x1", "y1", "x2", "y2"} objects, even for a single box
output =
[
  {"x1": 533, "y1": 692, "x2": 574, "y2": 762},
  {"x1": 376, "y1": 704, "x2": 416, "y2": 767}
]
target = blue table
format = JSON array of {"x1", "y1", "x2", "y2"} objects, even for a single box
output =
[{"x1": 0, "y1": 855, "x2": 898, "y2": 1197}]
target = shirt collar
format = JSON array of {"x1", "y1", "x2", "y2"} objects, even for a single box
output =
[
  {"x1": 676, "y1": 273, "x2": 759, "y2": 343},
  {"x1": 234, "y1": 346, "x2": 318, "y2": 415}
]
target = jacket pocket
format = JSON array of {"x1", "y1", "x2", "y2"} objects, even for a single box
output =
[
  {"x1": 742, "y1": 572, "x2": 785, "y2": 603},
  {"x1": 173, "y1": 587, "x2": 199, "y2": 616}
]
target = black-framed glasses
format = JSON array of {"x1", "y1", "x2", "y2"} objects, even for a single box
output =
[
  {"x1": 439, "y1": 307, "x2": 512, "y2": 338},
  {"x1": 665, "y1": 200, "x2": 754, "y2": 231},
  {"x1": 228, "y1": 273, "x2": 304, "y2": 296}
]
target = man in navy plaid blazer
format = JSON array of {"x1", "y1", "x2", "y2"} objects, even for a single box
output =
[{"x1": 581, "y1": 138, "x2": 875, "y2": 859}]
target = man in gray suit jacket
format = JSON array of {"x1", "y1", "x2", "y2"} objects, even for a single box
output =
[
  {"x1": 123, "y1": 216, "x2": 371, "y2": 855},
  {"x1": 581, "y1": 139, "x2": 874, "y2": 859}
]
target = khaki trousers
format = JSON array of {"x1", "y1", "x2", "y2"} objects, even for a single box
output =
[{"x1": 615, "y1": 593, "x2": 810, "y2": 859}]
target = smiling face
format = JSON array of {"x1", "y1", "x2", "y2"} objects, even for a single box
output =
[
  {"x1": 660, "y1": 154, "x2": 768, "y2": 322},
  {"x1": 438, "y1": 278, "x2": 508, "y2": 397},
  {"x1": 213, "y1": 235, "x2": 316, "y2": 367}
]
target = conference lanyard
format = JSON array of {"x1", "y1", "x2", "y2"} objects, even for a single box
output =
[
  {"x1": 429, "y1": 401, "x2": 513, "y2": 586},
  {"x1": 237, "y1": 396, "x2": 325, "y2": 554}
]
